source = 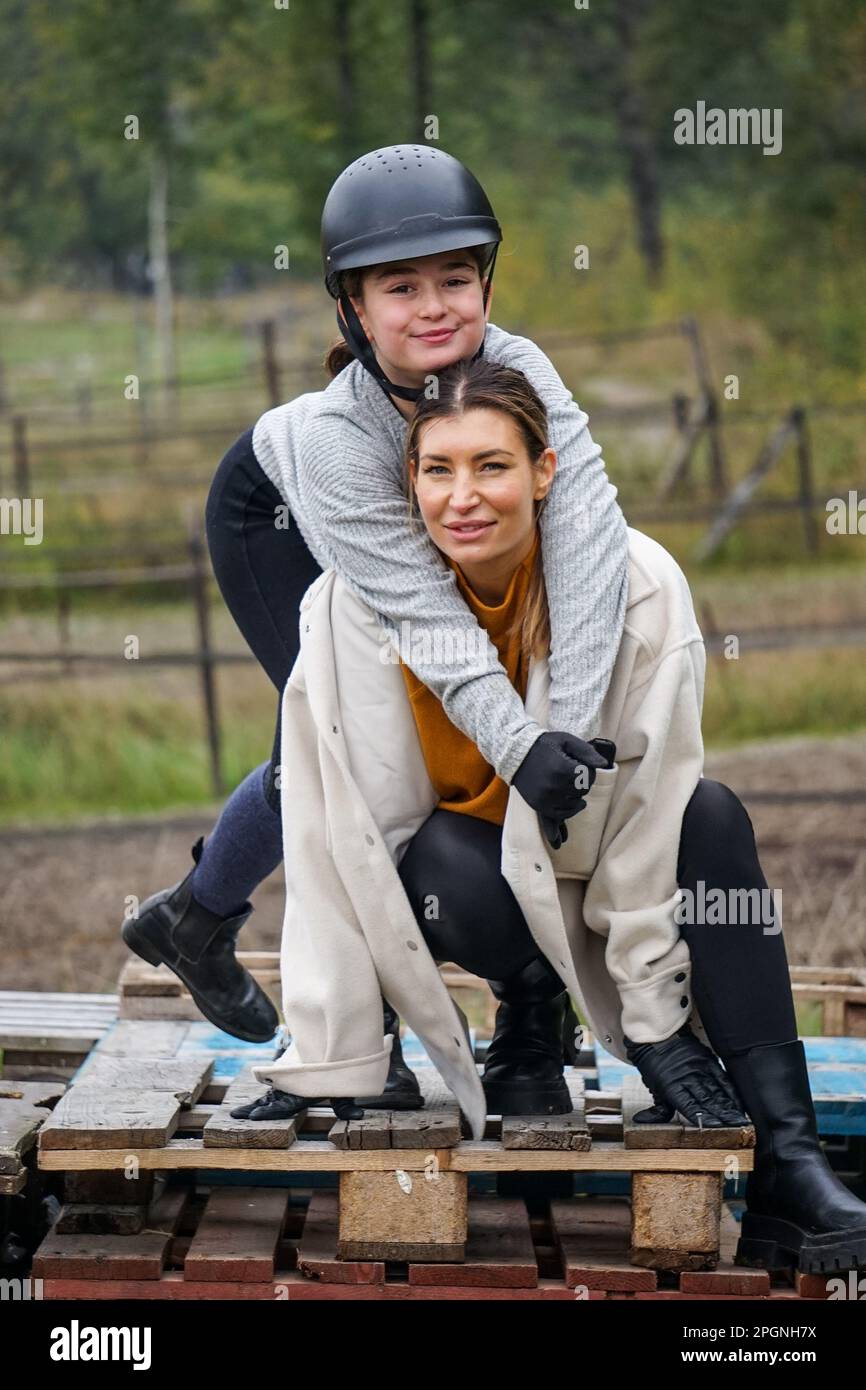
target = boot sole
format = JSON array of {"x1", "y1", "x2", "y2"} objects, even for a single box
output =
[
  {"x1": 735, "y1": 1211, "x2": 866, "y2": 1275},
  {"x1": 482, "y1": 1079, "x2": 573, "y2": 1117},
  {"x1": 120, "y1": 918, "x2": 277, "y2": 1045},
  {"x1": 353, "y1": 1093, "x2": 426, "y2": 1111}
]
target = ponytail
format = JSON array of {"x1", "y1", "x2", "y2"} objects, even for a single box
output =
[{"x1": 324, "y1": 339, "x2": 355, "y2": 377}]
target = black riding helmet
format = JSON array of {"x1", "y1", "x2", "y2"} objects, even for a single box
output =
[{"x1": 321, "y1": 144, "x2": 502, "y2": 403}]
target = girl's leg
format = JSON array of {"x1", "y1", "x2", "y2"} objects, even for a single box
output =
[
  {"x1": 675, "y1": 777, "x2": 797, "y2": 1058},
  {"x1": 121, "y1": 429, "x2": 321, "y2": 1042},
  {"x1": 192, "y1": 427, "x2": 323, "y2": 909}
]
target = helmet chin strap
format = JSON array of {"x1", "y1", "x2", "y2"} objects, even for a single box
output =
[{"x1": 337, "y1": 244, "x2": 499, "y2": 409}]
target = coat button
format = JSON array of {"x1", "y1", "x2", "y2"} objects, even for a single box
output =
[
  {"x1": 675, "y1": 972, "x2": 686, "y2": 983},
  {"x1": 365, "y1": 833, "x2": 374, "y2": 845},
  {"x1": 680, "y1": 996, "x2": 689, "y2": 1008},
  {"x1": 604, "y1": 1034, "x2": 612, "y2": 1044},
  {"x1": 406, "y1": 941, "x2": 418, "y2": 951},
  {"x1": 534, "y1": 863, "x2": 542, "y2": 872},
  {"x1": 304, "y1": 623, "x2": 310, "y2": 633},
  {"x1": 332, "y1": 725, "x2": 338, "y2": 734}
]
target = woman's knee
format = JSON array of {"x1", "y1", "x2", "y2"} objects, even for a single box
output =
[{"x1": 680, "y1": 778, "x2": 756, "y2": 869}]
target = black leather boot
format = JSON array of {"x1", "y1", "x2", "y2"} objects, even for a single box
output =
[
  {"x1": 229, "y1": 1088, "x2": 363, "y2": 1122},
  {"x1": 481, "y1": 956, "x2": 573, "y2": 1116},
  {"x1": 121, "y1": 837, "x2": 278, "y2": 1043},
  {"x1": 725, "y1": 1040, "x2": 866, "y2": 1273},
  {"x1": 354, "y1": 1000, "x2": 424, "y2": 1110}
]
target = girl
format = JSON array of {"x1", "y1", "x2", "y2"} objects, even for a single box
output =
[
  {"x1": 241, "y1": 357, "x2": 866, "y2": 1277},
  {"x1": 122, "y1": 144, "x2": 628, "y2": 1107}
]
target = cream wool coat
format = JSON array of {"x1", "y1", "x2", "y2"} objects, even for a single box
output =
[{"x1": 251, "y1": 527, "x2": 710, "y2": 1141}]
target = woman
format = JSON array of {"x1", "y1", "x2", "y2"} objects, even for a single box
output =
[
  {"x1": 121, "y1": 144, "x2": 629, "y2": 1109},
  {"x1": 240, "y1": 357, "x2": 866, "y2": 1276}
]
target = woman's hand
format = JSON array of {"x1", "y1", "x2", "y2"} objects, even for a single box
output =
[
  {"x1": 513, "y1": 732, "x2": 615, "y2": 849},
  {"x1": 623, "y1": 1023, "x2": 750, "y2": 1128}
]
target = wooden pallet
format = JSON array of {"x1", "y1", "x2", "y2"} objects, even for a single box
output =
[
  {"x1": 790, "y1": 967, "x2": 866, "y2": 1038},
  {"x1": 36, "y1": 1019, "x2": 759, "y2": 1271},
  {"x1": 0, "y1": 990, "x2": 117, "y2": 1080},
  {"x1": 30, "y1": 1180, "x2": 825, "y2": 1300}
]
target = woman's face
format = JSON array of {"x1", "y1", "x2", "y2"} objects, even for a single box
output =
[
  {"x1": 348, "y1": 249, "x2": 489, "y2": 389},
  {"x1": 411, "y1": 408, "x2": 556, "y2": 590}
]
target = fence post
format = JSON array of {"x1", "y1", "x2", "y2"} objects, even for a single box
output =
[
  {"x1": 792, "y1": 406, "x2": 819, "y2": 556},
  {"x1": 681, "y1": 316, "x2": 727, "y2": 498},
  {"x1": 187, "y1": 522, "x2": 224, "y2": 799},
  {"x1": 12, "y1": 416, "x2": 30, "y2": 497},
  {"x1": 261, "y1": 320, "x2": 281, "y2": 408}
]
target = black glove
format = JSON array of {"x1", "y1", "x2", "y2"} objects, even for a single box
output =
[
  {"x1": 623, "y1": 1023, "x2": 750, "y2": 1128},
  {"x1": 513, "y1": 733, "x2": 616, "y2": 849}
]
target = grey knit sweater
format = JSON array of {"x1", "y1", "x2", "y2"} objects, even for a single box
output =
[{"x1": 251, "y1": 321, "x2": 629, "y2": 784}]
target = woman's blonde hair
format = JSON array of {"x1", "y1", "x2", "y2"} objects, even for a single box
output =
[
  {"x1": 323, "y1": 246, "x2": 492, "y2": 379},
  {"x1": 404, "y1": 357, "x2": 551, "y2": 662}
]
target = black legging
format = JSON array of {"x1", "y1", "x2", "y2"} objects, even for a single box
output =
[
  {"x1": 397, "y1": 778, "x2": 798, "y2": 1060},
  {"x1": 205, "y1": 429, "x2": 322, "y2": 811}
]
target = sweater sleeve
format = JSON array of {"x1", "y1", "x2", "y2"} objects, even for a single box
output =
[
  {"x1": 484, "y1": 331, "x2": 629, "y2": 739},
  {"x1": 295, "y1": 408, "x2": 544, "y2": 782}
]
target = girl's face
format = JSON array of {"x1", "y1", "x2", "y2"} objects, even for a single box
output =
[
  {"x1": 348, "y1": 250, "x2": 489, "y2": 390},
  {"x1": 411, "y1": 408, "x2": 556, "y2": 596}
]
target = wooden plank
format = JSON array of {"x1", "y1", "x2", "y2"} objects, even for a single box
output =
[
  {"x1": 33, "y1": 1232, "x2": 171, "y2": 1281},
  {"x1": 183, "y1": 1187, "x2": 288, "y2": 1282},
  {"x1": 38, "y1": 1088, "x2": 182, "y2": 1151},
  {"x1": 119, "y1": 958, "x2": 184, "y2": 997},
  {"x1": 0, "y1": 1091, "x2": 62, "y2": 1173},
  {"x1": 94, "y1": 1020, "x2": 191, "y2": 1056},
  {"x1": 55, "y1": 1204, "x2": 148, "y2": 1235},
  {"x1": 338, "y1": 1170, "x2": 468, "y2": 1262},
  {"x1": 39, "y1": 1274, "x2": 581, "y2": 1301},
  {"x1": 622, "y1": 1077, "x2": 755, "y2": 1151},
  {"x1": 0, "y1": 1030, "x2": 107, "y2": 1050},
  {"x1": 203, "y1": 1107, "x2": 300, "y2": 1150},
  {"x1": 408, "y1": 1196, "x2": 537, "y2": 1287},
  {"x1": 33, "y1": 1187, "x2": 188, "y2": 1280},
  {"x1": 329, "y1": 1110, "x2": 392, "y2": 1151},
  {"x1": 631, "y1": 1172, "x2": 723, "y2": 1271},
  {"x1": 38, "y1": 1138, "x2": 755, "y2": 1173},
  {"x1": 550, "y1": 1197, "x2": 657, "y2": 1292},
  {"x1": 501, "y1": 1110, "x2": 591, "y2": 1152},
  {"x1": 201, "y1": 1073, "x2": 301, "y2": 1150},
  {"x1": 72, "y1": 1057, "x2": 213, "y2": 1106},
  {"x1": 0, "y1": 991, "x2": 118, "y2": 1005},
  {"x1": 296, "y1": 1192, "x2": 385, "y2": 1285},
  {"x1": 679, "y1": 1204, "x2": 771, "y2": 1296},
  {"x1": 388, "y1": 1108, "x2": 462, "y2": 1148},
  {"x1": 0, "y1": 1079, "x2": 65, "y2": 1107}
]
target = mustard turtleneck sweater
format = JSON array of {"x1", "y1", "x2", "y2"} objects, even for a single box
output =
[{"x1": 399, "y1": 532, "x2": 540, "y2": 826}]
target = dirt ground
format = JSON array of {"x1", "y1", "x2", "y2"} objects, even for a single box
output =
[{"x1": 0, "y1": 733, "x2": 863, "y2": 995}]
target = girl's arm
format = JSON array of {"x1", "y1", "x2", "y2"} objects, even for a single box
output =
[
  {"x1": 295, "y1": 406, "x2": 544, "y2": 783},
  {"x1": 484, "y1": 326, "x2": 629, "y2": 739}
]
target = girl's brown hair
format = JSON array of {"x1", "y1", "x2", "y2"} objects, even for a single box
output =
[
  {"x1": 404, "y1": 357, "x2": 552, "y2": 661},
  {"x1": 323, "y1": 245, "x2": 493, "y2": 379}
]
